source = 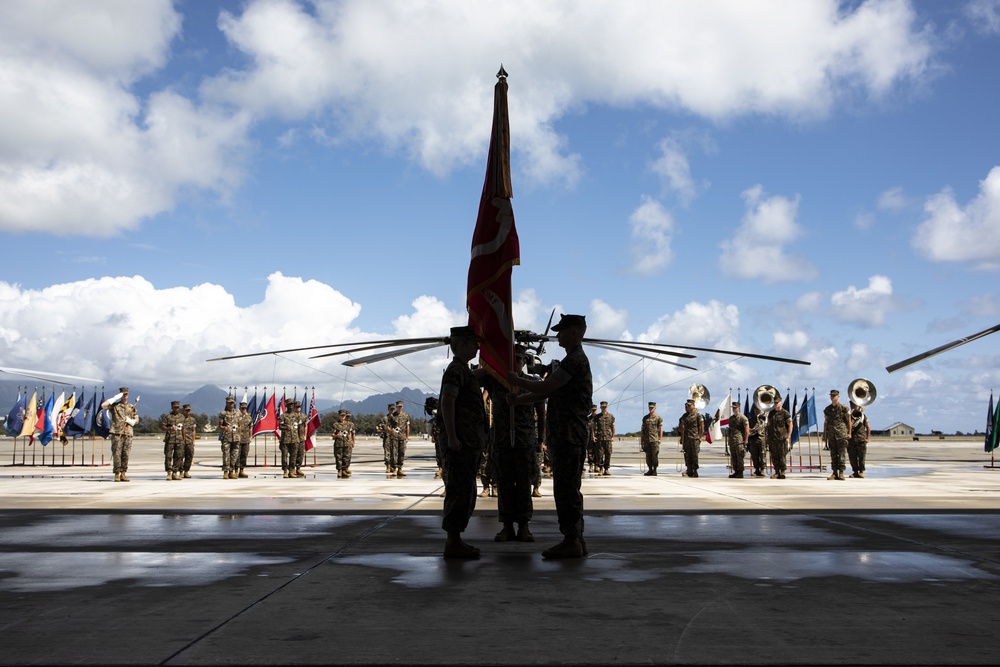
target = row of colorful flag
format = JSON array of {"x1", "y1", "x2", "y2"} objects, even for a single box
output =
[
  {"x1": 4, "y1": 387, "x2": 111, "y2": 445},
  {"x1": 705, "y1": 389, "x2": 820, "y2": 444},
  {"x1": 4, "y1": 386, "x2": 323, "y2": 451}
]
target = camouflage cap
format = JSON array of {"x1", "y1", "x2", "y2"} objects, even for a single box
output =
[
  {"x1": 600, "y1": 401, "x2": 608, "y2": 407},
  {"x1": 830, "y1": 389, "x2": 840, "y2": 396},
  {"x1": 171, "y1": 400, "x2": 180, "y2": 408},
  {"x1": 182, "y1": 404, "x2": 191, "y2": 410},
  {"x1": 119, "y1": 387, "x2": 129, "y2": 393},
  {"x1": 226, "y1": 396, "x2": 235, "y2": 403},
  {"x1": 240, "y1": 401, "x2": 248, "y2": 407},
  {"x1": 551, "y1": 314, "x2": 586, "y2": 332},
  {"x1": 648, "y1": 402, "x2": 656, "y2": 407}
]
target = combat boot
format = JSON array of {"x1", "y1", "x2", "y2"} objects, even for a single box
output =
[
  {"x1": 183, "y1": 471, "x2": 191, "y2": 479},
  {"x1": 542, "y1": 537, "x2": 585, "y2": 560},
  {"x1": 173, "y1": 472, "x2": 182, "y2": 480},
  {"x1": 296, "y1": 469, "x2": 306, "y2": 478},
  {"x1": 167, "y1": 473, "x2": 173, "y2": 481},
  {"x1": 837, "y1": 471, "x2": 846, "y2": 480},
  {"x1": 434, "y1": 467, "x2": 442, "y2": 478},
  {"x1": 495, "y1": 523, "x2": 515, "y2": 542},
  {"x1": 603, "y1": 468, "x2": 611, "y2": 476},
  {"x1": 386, "y1": 465, "x2": 392, "y2": 474},
  {"x1": 828, "y1": 472, "x2": 838, "y2": 480},
  {"x1": 517, "y1": 524, "x2": 535, "y2": 542},
  {"x1": 479, "y1": 486, "x2": 489, "y2": 497},
  {"x1": 396, "y1": 468, "x2": 406, "y2": 478},
  {"x1": 337, "y1": 470, "x2": 344, "y2": 478},
  {"x1": 857, "y1": 471, "x2": 865, "y2": 478},
  {"x1": 282, "y1": 470, "x2": 289, "y2": 478},
  {"x1": 119, "y1": 473, "x2": 130, "y2": 482},
  {"x1": 443, "y1": 535, "x2": 480, "y2": 560},
  {"x1": 114, "y1": 473, "x2": 121, "y2": 482},
  {"x1": 532, "y1": 485, "x2": 542, "y2": 497},
  {"x1": 345, "y1": 469, "x2": 352, "y2": 477},
  {"x1": 729, "y1": 471, "x2": 744, "y2": 478},
  {"x1": 238, "y1": 470, "x2": 248, "y2": 478}
]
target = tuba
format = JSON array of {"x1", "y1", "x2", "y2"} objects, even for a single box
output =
[
  {"x1": 753, "y1": 385, "x2": 780, "y2": 414},
  {"x1": 848, "y1": 378, "x2": 877, "y2": 407},
  {"x1": 688, "y1": 384, "x2": 711, "y2": 410}
]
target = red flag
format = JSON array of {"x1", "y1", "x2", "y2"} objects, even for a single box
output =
[
  {"x1": 252, "y1": 392, "x2": 278, "y2": 438},
  {"x1": 304, "y1": 391, "x2": 320, "y2": 451},
  {"x1": 467, "y1": 67, "x2": 520, "y2": 388}
]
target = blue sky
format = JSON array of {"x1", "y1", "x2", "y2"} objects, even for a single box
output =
[{"x1": 2, "y1": 0, "x2": 1000, "y2": 434}]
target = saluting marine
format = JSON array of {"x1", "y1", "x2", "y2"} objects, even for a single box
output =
[
  {"x1": 103, "y1": 386, "x2": 138, "y2": 482},
  {"x1": 161, "y1": 400, "x2": 185, "y2": 480}
]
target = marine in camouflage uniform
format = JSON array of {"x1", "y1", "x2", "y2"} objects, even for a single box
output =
[
  {"x1": 640, "y1": 402, "x2": 663, "y2": 475},
  {"x1": 482, "y1": 348, "x2": 544, "y2": 542},
  {"x1": 181, "y1": 404, "x2": 196, "y2": 477},
  {"x1": 727, "y1": 401, "x2": 750, "y2": 478},
  {"x1": 160, "y1": 400, "x2": 185, "y2": 480},
  {"x1": 823, "y1": 389, "x2": 852, "y2": 480},
  {"x1": 848, "y1": 404, "x2": 870, "y2": 478},
  {"x1": 747, "y1": 408, "x2": 766, "y2": 477},
  {"x1": 765, "y1": 398, "x2": 793, "y2": 478},
  {"x1": 102, "y1": 387, "x2": 137, "y2": 482},
  {"x1": 586, "y1": 404, "x2": 598, "y2": 473},
  {"x1": 378, "y1": 404, "x2": 394, "y2": 473},
  {"x1": 388, "y1": 401, "x2": 410, "y2": 478},
  {"x1": 236, "y1": 401, "x2": 252, "y2": 478},
  {"x1": 508, "y1": 314, "x2": 593, "y2": 559},
  {"x1": 425, "y1": 397, "x2": 445, "y2": 482},
  {"x1": 678, "y1": 400, "x2": 704, "y2": 477},
  {"x1": 332, "y1": 410, "x2": 356, "y2": 478},
  {"x1": 439, "y1": 326, "x2": 488, "y2": 559},
  {"x1": 278, "y1": 401, "x2": 304, "y2": 478},
  {"x1": 593, "y1": 401, "x2": 615, "y2": 475},
  {"x1": 218, "y1": 396, "x2": 240, "y2": 479}
]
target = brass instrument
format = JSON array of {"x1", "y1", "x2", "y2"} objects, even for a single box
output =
[
  {"x1": 753, "y1": 385, "x2": 780, "y2": 414},
  {"x1": 688, "y1": 384, "x2": 710, "y2": 410},
  {"x1": 848, "y1": 378, "x2": 877, "y2": 407}
]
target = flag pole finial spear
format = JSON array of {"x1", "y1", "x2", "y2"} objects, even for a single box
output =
[{"x1": 497, "y1": 64, "x2": 508, "y2": 79}]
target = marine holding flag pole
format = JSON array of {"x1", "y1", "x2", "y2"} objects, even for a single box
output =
[{"x1": 467, "y1": 65, "x2": 520, "y2": 389}]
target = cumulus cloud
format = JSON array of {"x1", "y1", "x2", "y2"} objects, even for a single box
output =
[
  {"x1": 0, "y1": 0, "x2": 250, "y2": 235},
  {"x1": 966, "y1": 0, "x2": 1000, "y2": 34},
  {"x1": 588, "y1": 299, "x2": 629, "y2": 339},
  {"x1": 650, "y1": 137, "x2": 707, "y2": 205},
  {"x1": 204, "y1": 0, "x2": 933, "y2": 184},
  {"x1": 877, "y1": 186, "x2": 909, "y2": 211},
  {"x1": 627, "y1": 196, "x2": 675, "y2": 276},
  {"x1": 1, "y1": 0, "x2": 936, "y2": 235},
  {"x1": 830, "y1": 275, "x2": 900, "y2": 327},
  {"x1": 912, "y1": 166, "x2": 1000, "y2": 269},
  {"x1": 0, "y1": 273, "x2": 464, "y2": 398},
  {"x1": 719, "y1": 185, "x2": 817, "y2": 283}
]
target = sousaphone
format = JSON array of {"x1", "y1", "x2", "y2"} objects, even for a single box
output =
[
  {"x1": 848, "y1": 378, "x2": 877, "y2": 407},
  {"x1": 753, "y1": 385, "x2": 780, "y2": 414},
  {"x1": 688, "y1": 384, "x2": 710, "y2": 410}
]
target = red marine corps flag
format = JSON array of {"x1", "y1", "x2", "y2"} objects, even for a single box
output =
[{"x1": 467, "y1": 65, "x2": 520, "y2": 388}]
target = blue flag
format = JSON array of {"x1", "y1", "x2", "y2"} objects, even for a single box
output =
[
  {"x1": 790, "y1": 393, "x2": 800, "y2": 445},
  {"x1": 6, "y1": 391, "x2": 27, "y2": 437},
  {"x1": 66, "y1": 391, "x2": 93, "y2": 438},
  {"x1": 246, "y1": 391, "x2": 258, "y2": 429},
  {"x1": 94, "y1": 390, "x2": 112, "y2": 439}
]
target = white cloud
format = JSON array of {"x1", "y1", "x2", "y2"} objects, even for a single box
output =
[
  {"x1": 877, "y1": 186, "x2": 908, "y2": 211},
  {"x1": 0, "y1": 273, "x2": 463, "y2": 398},
  {"x1": 830, "y1": 275, "x2": 899, "y2": 327},
  {"x1": 912, "y1": 166, "x2": 1000, "y2": 269},
  {"x1": 0, "y1": 1, "x2": 250, "y2": 235},
  {"x1": 966, "y1": 0, "x2": 1000, "y2": 34},
  {"x1": 203, "y1": 0, "x2": 933, "y2": 184},
  {"x1": 719, "y1": 185, "x2": 817, "y2": 283},
  {"x1": 900, "y1": 369, "x2": 937, "y2": 391},
  {"x1": 627, "y1": 196, "x2": 675, "y2": 276},
  {"x1": 588, "y1": 299, "x2": 629, "y2": 339},
  {"x1": 846, "y1": 342, "x2": 874, "y2": 372},
  {"x1": 651, "y1": 138, "x2": 705, "y2": 204},
  {"x1": 0, "y1": 0, "x2": 936, "y2": 236}
]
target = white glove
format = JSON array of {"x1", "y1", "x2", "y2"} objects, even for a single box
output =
[
  {"x1": 109, "y1": 392, "x2": 124, "y2": 405},
  {"x1": 125, "y1": 417, "x2": 137, "y2": 426}
]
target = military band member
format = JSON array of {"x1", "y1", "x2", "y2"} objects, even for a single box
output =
[
  {"x1": 848, "y1": 404, "x2": 870, "y2": 478},
  {"x1": 160, "y1": 400, "x2": 185, "y2": 480},
  {"x1": 181, "y1": 404, "x2": 196, "y2": 477},
  {"x1": 439, "y1": 326, "x2": 488, "y2": 559},
  {"x1": 218, "y1": 396, "x2": 240, "y2": 479},
  {"x1": 102, "y1": 387, "x2": 137, "y2": 482},
  {"x1": 641, "y1": 402, "x2": 663, "y2": 475},
  {"x1": 508, "y1": 314, "x2": 593, "y2": 560},
  {"x1": 236, "y1": 401, "x2": 252, "y2": 478},
  {"x1": 727, "y1": 401, "x2": 750, "y2": 478},
  {"x1": 332, "y1": 409, "x2": 356, "y2": 478},
  {"x1": 678, "y1": 399, "x2": 704, "y2": 477},
  {"x1": 747, "y1": 408, "x2": 766, "y2": 477},
  {"x1": 766, "y1": 397, "x2": 793, "y2": 479},
  {"x1": 823, "y1": 389, "x2": 851, "y2": 480}
]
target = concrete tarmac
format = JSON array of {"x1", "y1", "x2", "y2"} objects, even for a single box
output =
[{"x1": 2, "y1": 435, "x2": 999, "y2": 665}]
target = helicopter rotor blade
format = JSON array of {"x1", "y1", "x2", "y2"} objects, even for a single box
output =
[
  {"x1": 886, "y1": 322, "x2": 1000, "y2": 373},
  {"x1": 586, "y1": 338, "x2": 809, "y2": 366},
  {"x1": 309, "y1": 338, "x2": 448, "y2": 360},
  {"x1": 206, "y1": 337, "x2": 445, "y2": 362},
  {"x1": 584, "y1": 342, "x2": 698, "y2": 371},
  {"x1": 341, "y1": 342, "x2": 448, "y2": 367},
  {"x1": 581, "y1": 338, "x2": 698, "y2": 359},
  {"x1": 0, "y1": 367, "x2": 104, "y2": 385}
]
